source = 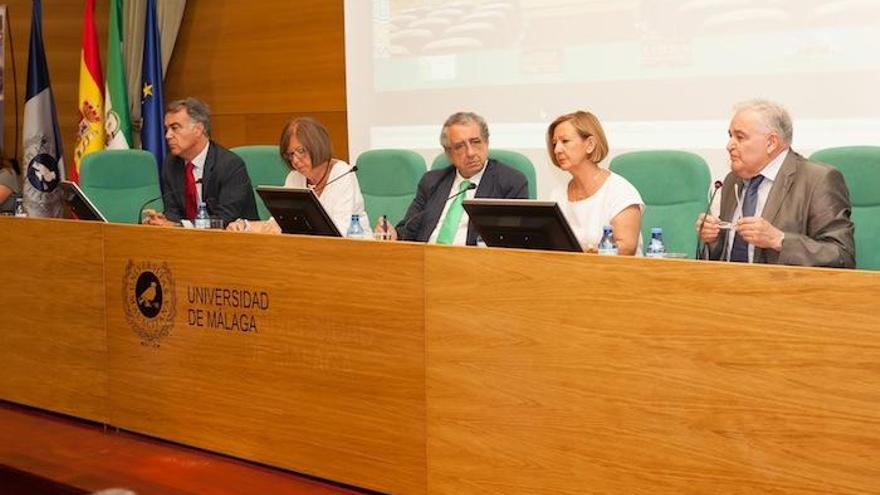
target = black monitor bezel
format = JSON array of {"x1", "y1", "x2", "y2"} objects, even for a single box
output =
[
  {"x1": 463, "y1": 198, "x2": 581, "y2": 252},
  {"x1": 60, "y1": 180, "x2": 108, "y2": 222},
  {"x1": 255, "y1": 186, "x2": 342, "y2": 237}
]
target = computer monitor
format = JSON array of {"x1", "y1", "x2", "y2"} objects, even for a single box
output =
[
  {"x1": 463, "y1": 199, "x2": 581, "y2": 252},
  {"x1": 60, "y1": 180, "x2": 108, "y2": 222},
  {"x1": 256, "y1": 186, "x2": 341, "y2": 237}
]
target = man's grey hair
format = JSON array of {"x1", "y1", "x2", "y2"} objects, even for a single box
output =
[
  {"x1": 167, "y1": 97, "x2": 212, "y2": 137},
  {"x1": 439, "y1": 111, "x2": 490, "y2": 149},
  {"x1": 734, "y1": 98, "x2": 793, "y2": 144}
]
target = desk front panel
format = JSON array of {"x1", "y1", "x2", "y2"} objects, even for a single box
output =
[
  {"x1": 426, "y1": 248, "x2": 880, "y2": 495},
  {"x1": 0, "y1": 218, "x2": 108, "y2": 422},
  {"x1": 103, "y1": 226, "x2": 427, "y2": 495}
]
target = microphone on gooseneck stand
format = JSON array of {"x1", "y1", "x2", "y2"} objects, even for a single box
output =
[
  {"x1": 694, "y1": 180, "x2": 724, "y2": 260},
  {"x1": 398, "y1": 182, "x2": 477, "y2": 240},
  {"x1": 137, "y1": 177, "x2": 202, "y2": 224},
  {"x1": 322, "y1": 165, "x2": 359, "y2": 190},
  {"x1": 448, "y1": 181, "x2": 476, "y2": 200}
]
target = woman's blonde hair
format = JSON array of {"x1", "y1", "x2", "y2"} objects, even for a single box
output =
[{"x1": 546, "y1": 111, "x2": 609, "y2": 167}]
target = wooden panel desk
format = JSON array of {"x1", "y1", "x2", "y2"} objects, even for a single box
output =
[
  {"x1": 0, "y1": 218, "x2": 107, "y2": 423},
  {"x1": 425, "y1": 247, "x2": 880, "y2": 495},
  {"x1": 1, "y1": 216, "x2": 879, "y2": 495},
  {"x1": 101, "y1": 225, "x2": 426, "y2": 495}
]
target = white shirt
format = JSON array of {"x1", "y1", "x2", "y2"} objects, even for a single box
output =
[
  {"x1": 550, "y1": 172, "x2": 645, "y2": 254},
  {"x1": 282, "y1": 160, "x2": 371, "y2": 235},
  {"x1": 725, "y1": 149, "x2": 787, "y2": 262},
  {"x1": 428, "y1": 165, "x2": 486, "y2": 245},
  {"x1": 190, "y1": 141, "x2": 210, "y2": 205}
]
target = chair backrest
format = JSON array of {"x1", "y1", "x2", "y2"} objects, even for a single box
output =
[
  {"x1": 431, "y1": 149, "x2": 537, "y2": 199},
  {"x1": 355, "y1": 149, "x2": 427, "y2": 226},
  {"x1": 609, "y1": 150, "x2": 711, "y2": 256},
  {"x1": 79, "y1": 149, "x2": 161, "y2": 224},
  {"x1": 231, "y1": 145, "x2": 290, "y2": 220},
  {"x1": 809, "y1": 146, "x2": 880, "y2": 270}
]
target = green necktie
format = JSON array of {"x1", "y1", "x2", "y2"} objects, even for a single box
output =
[{"x1": 436, "y1": 179, "x2": 471, "y2": 245}]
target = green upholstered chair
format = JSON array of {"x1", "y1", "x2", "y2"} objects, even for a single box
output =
[
  {"x1": 355, "y1": 149, "x2": 426, "y2": 226},
  {"x1": 231, "y1": 145, "x2": 290, "y2": 221},
  {"x1": 431, "y1": 149, "x2": 537, "y2": 199},
  {"x1": 810, "y1": 146, "x2": 880, "y2": 270},
  {"x1": 79, "y1": 149, "x2": 162, "y2": 224},
  {"x1": 609, "y1": 150, "x2": 711, "y2": 256}
]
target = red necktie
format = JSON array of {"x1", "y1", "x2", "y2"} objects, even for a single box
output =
[{"x1": 184, "y1": 161, "x2": 198, "y2": 220}]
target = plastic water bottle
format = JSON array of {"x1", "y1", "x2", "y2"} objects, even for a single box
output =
[
  {"x1": 194, "y1": 202, "x2": 210, "y2": 229},
  {"x1": 346, "y1": 213, "x2": 365, "y2": 239},
  {"x1": 646, "y1": 227, "x2": 666, "y2": 258},
  {"x1": 14, "y1": 198, "x2": 26, "y2": 217},
  {"x1": 597, "y1": 225, "x2": 618, "y2": 255}
]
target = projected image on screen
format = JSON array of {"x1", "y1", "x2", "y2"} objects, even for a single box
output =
[
  {"x1": 375, "y1": 0, "x2": 878, "y2": 91},
  {"x1": 346, "y1": 0, "x2": 880, "y2": 195}
]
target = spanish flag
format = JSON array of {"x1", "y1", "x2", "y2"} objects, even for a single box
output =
[{"x1": 72, "y1": 0, "x2": 105, "y2": 182}]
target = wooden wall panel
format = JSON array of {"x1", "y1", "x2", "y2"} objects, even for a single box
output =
[
  {"x1": 103, "y1": 226, "x2": 425, "y2": 495},
  {"x1": 0, "y1": 217, "x2": 107, "y2": 422},
  {"x1": 426, "y1": 248, "x2": 880, "y2": 495},
  {"x1": 165, "y1": 0, "x2": 348, "y2": 159}
]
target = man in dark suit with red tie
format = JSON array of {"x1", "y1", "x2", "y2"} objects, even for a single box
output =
[{"x1": 144, "y1": 97, "x2": 257, "y2": 227}]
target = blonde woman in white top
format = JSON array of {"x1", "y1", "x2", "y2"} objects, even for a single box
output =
[
  {"x1": 228, "y1": 117, "x2": 370, "y2": 234},
  {"x1": 547, "y1": 111, "x2": 643, "y2": 255}
]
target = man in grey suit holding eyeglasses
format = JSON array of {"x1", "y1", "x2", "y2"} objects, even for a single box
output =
[{"x1": 696, "y1": 99, "x2": 854, "y2": 268}]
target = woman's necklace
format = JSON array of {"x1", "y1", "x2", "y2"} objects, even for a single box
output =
[{"x1": 308, "y1": 162, "x2": 333, "y2": 196}]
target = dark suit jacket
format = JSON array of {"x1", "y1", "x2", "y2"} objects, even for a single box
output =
[
  {"x1": 161, "y1": 141, "x2": 258, "y2": 224},
  {"x1": 708, "y1": 150, "x2": 854, "y2": 268},
  {"x1": 396, "y1": 159, "x2": 529, "y2": 245}
]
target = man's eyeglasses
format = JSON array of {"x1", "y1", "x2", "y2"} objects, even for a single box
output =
[
  {"x1": 283, "y1": 146, "x2": 307, "y2": 161},
  {"x1": 448, "y1": 137, "x2": 485, "y2": 154}
]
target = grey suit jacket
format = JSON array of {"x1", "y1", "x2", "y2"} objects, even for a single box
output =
[
  {"x1": 708, "y1": 150, "x2": 854, "y2": 268},
  {"x1": 396, "y1": 159, "x2": 529, "y2": 245},
  {"x1": 161, "y1": 141, "x2": 258, "y2": 224}
]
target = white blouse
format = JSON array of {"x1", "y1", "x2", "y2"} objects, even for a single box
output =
[
  {"x1": 281, "y1": 160, "x2": 371, "y2": 235},
  {"x1": 550, "y1": 172, "x2": 644, "y2": 253}
]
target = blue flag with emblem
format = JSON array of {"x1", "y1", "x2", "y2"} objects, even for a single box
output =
[
  {"x1": 22, "y1": 0, "x2": 65, "y2": 217},
  {"x1": 140, "y1": 0, "x2": 166, "y2": 180}
]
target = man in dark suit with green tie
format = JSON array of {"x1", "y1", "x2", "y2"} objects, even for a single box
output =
[{"x1": 380, "y1": 111, "x2": 529, "y2": 245}]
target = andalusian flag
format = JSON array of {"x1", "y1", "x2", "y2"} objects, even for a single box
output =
[
  {"x1": 73, "y1": 0, "x2": 105, "y2": 182},
  {"x1": 105, "y1": 0, "x2": 132, "y2": 149}
]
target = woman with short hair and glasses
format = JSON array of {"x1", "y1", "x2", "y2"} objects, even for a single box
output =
[
  {"x1": 228, "y1": 117, "x2": 369, "y2": 234},
  {"x1": 547, "y1": 111, "x2": 643, "y2": 255}
]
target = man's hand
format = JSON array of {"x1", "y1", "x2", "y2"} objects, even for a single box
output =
[
  {"x1": 736, "y1": 216, "x2": 784, "y2": 251},
  {"x1": 374, "y1": 218, "x2": 398, "y2": 241},
  {"x1": 695, "y1": 213, "x2": 721, "y2": 244},
  {"x1": 142, "y1": 209, "x2": 179, "y2": 228}
]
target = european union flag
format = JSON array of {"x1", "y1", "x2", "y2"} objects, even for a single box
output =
[{"x1": 141, "y1": 0, "x2": 166, "y2": 181}]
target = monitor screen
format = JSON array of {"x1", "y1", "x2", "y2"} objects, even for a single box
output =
[
  {"x1": 60, "y1": 180, "x2": 108, "y2": 222},
  {"x1": 256, "y1": 186, "x2": 341, "y2": 237},
  {"x1": 463, "y1": 199, "x2": 581, "y2": 252}
]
